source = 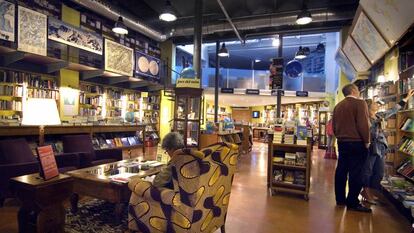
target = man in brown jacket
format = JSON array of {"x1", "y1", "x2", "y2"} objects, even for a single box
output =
[{"x1": 333, "y1": 83, "x2": 371, "y2": 212}]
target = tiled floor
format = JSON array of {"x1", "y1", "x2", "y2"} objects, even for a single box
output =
[{"x1": 0, "y1": 143, "x2": 411, "y2": 233}]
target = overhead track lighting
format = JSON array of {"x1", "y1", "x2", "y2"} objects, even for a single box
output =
[
  {"x1": 295, "y1": 46, "x2": 306, "y2": 59},
  {"x1": 159, "y1": 0, "x2": 177, "y2": 22},
  {"x1": 112, "y1": 16, "x2": 128, "y2": 35},
  {"x1": 296, "y1": 8, "x2": 313, "y2": 25},
  {"x1": 218, "y1": 43, "x2": 229, "y2": 57}
]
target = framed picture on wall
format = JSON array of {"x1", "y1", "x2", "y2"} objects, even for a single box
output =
[
  {"x1": 342, "y1": 37, "x2": 370, "y2": 72},
  {"x1": 350, "y1": 9, "x2": 389, "y2": 64},
  {"x1": 0, "y1": 0, "x2": 15, "y2": 42},
  {"x1": 104, "y1": 38, "x2": 134, "y2": 77},
  {"x1": 17, "y1": 6, "x2": 47, "y2": 56},
  {"x1": 360, "y1": 0, "x2": 414, "y2": 45}
]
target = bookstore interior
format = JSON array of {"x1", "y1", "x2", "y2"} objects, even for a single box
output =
[{"x1": 1, "y1": 0, "x2": 414, "y2": 233}]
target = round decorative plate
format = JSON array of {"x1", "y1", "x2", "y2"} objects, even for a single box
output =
[
  {"x1": 138, "y1": 56, "x2": 149, "y2": 73},
  {"x1": 285, "y1": 60, "x2": 303, "y2": 78},
  {"x1": 149, "y1": 60, "x2": 159, "y2": 75}
]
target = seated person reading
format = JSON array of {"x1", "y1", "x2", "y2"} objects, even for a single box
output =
[{"x1": 152, "y1": 132, "x2": 184, "y2": 189}]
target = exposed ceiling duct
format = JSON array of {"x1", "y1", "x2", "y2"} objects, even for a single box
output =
[
  {"x1": 172, "y1": 9, "x2": 355, "y2": 39},
  {"x1": 70, "y1": 0, "x2": 167, "y2": 41},
  {"x1": 216, "y1": 0, "x2": 243, "y2": 44}
]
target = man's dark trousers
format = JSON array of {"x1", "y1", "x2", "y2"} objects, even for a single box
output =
[{"x1": 335, "y1": 141, "x2": 368, "y2": 207}]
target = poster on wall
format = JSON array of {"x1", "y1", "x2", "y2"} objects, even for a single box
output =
[
  {"x1": 360, "y1": 0, "x2": 414, "y2": 45},
  {"x1": 335, "y1": 49, "x2": 356, "y2": 81},
  {"x1": 350, "y1": 10, "x2": 389, "y2": 64},
  {"x1": 342, "y1": 37, "x2": 370, "y2": 72},
  {"x1": 135, "y1": 51, "x2": 160, "y2": 80},
  {"x1": 48, "y1": 17, "x2": 103, "y2": 55},
  {"x1": 0, "y1": 0, "x2": 15, "y2": 42},
  {"x1": 63, "y1": 94, "x2": 76, "y2": 116},
  {"x1": 104, "y1": 39, "x2": 134, "y2": 77},
  {"x1": 17, "y1": 6, "x2": 47, "y2": 56}
]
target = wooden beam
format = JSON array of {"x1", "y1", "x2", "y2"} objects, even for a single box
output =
[
  {"x1": 45, "y1": 61, "x2": 69, "y2": 73},
  {"x1": 129, "y1": 81, "x2": 149, "y2": 89},
  {"x1": 0, "y1": 51, "x2": 25, "y2": 66},
  {"x1": 80, "y1": 70, "x2": 104, "y2": 80}
]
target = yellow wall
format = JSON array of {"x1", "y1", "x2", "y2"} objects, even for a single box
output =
[
  {"x1": 59, "y1": 69, "x2": 80, "y2": 121},
  {"x1": 335, "y1": 26, "x2": 351, "y2": 105},
  {"x1": 62, "y1": 5, "x2": 80, "y2": 63},
  {"x1": 384, "y1": 48, "x2": 399, "y2": 82},
  {"x1": 251, "y1": 106, "x2": 265, "y2": 124},
  {"x1": 160, "y1": 91, "x2": 174, "y2": 139}
]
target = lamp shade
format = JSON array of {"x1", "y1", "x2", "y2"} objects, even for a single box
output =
[
  {"x1": 22, "y1": 98, "x2": 61, "y2": 126},
  {"x1": 296, "y1": 9, "x2": 312, "y2": 25},
  {"x1": 218, "y1": 43, "x2": 229, "y2": 57},
  {"x1": 295, "y1": 46, "x2": 306, "y2": 59},
  {"x1": 159, "y1": 0, "x2": 177, "y2": 22},
  {"x1": 112, "y1": 16, "x2": 128, "y2": 35}
]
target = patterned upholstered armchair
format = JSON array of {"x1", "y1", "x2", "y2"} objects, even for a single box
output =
[{"x1": 128, "y1": 142, "x2": 238, "y2": 233}]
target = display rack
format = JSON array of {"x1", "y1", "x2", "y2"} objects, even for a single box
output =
[
  {"x1": 105, "y1": 87, "x2": 123, "y2": 118},
  {"x1": 79, "y1": 82, "x2": 104, "y2": 117},
  {"x1": 142, "y1": 91, "x2": 161, "y2": 146},
  {"x1": 268, "y1": 139, "x2": 312, "y2": 200}
]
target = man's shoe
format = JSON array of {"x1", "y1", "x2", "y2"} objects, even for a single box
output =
[
  {"x1": 347, "y1": 204, "x2": 372, "y2": 213},
  {"x1": 336, "y1": 202, "x2": 346, "y2": 206}
]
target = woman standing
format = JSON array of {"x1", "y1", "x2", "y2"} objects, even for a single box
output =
[{"x1": 361, "y1": 89, "x2": 414, "y2": 203}]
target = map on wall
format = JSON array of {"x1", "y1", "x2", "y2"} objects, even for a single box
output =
[
  {"x1": 343, "y1": 37, "x2": 370, "y2": 72},
  {"x1": 360, "y1": 0, "x2": 414, "y2": 45},
  {"x1": 104, "y1": 39, "x2": 134, "y2": 77},
  {"x1": 135, "y1": 51, "x2": 160, "y2": 80},
  {"x1": 335, "y1": 49, "x2": 356, "y2": 81},
  {"x1": 48, "y1": 17, "x2": 103, "y2": 55},
  {"x1": 351, "y1": 11, "x2": 389, "y2": 64},
  {"x1": 17, "y1": 6, "x2": 47, "y2": 56},
  {"x1": 0, "y1": 0, "x2": 15, "y2": 42}
]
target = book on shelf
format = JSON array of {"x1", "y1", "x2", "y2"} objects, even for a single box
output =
[
  {"x1": 400, "y1": 118, "x2": 414, "y2": 131},
  {"x1": 273, "y1": 169, "x2": 283, "y2": 182},
  {"x1": 283, "y1": 170, "x2": 294, "y2": 184},
  {"x1": 296, "y1": 152, "x2": 307, "y2": 166},
  {"x1": 284, "y1": 134, "x2": 295, "y2": 144},
  {"x1": 293, "y1": 171, "x2": 306, "y2": 185},
  {"x1": 106, "y1": 139, "x2": 115, "y2": 148},
  {"x1": 284, "y1": 153, "x2": 296, "y2": 165},
  {"x1": 121, "y1": 137, "x2": 130, "y2": 146},
  {"x1": 399, "y1": 136, "x2": 414, "y2": 156}
]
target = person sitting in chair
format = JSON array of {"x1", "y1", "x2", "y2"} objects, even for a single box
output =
[{"x1": 152, "y1": 132, "x2": 185, "y2": 189}]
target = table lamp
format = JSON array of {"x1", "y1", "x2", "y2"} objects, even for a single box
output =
[{"x1": 22, "y1": 98, "x2": 61, "y2": 145}]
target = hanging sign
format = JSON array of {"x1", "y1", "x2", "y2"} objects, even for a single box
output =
[
  {"x1": 296, "y1": 91, "x2": 309, "y2": 97},
  {"x1": 271, "y1": 89, "x2": 284, "y2": 96},
  {"x1": 176, "y1": 78, "x2": 200, "y2": 88},
  {"x1": 246, "y1": 89, "x2": 260, "y2": 95},
  {"x1": 269, "y1": 58, "x2": 284, "y2": 89},
  {"x1": 221, "y1": 88, "x2": 234, "y2": 94}
]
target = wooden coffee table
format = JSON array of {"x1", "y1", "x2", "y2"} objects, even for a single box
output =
[
  {"x1": 11, "y1": 173, "x2": 73, "y2": 233},
  {"x1": 66, "y1": 159, "x2": 162, "y2": 223}
]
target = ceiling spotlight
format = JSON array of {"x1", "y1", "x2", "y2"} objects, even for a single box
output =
[
  {"x1": 159, "y1": 0, "x2": 177, "y2": 22},
  {"x1": 295, "y1": 46, "x2": 306, "y2": 59},
  {"x1": 112, "y1": 16, "x2": 128, "y2": 35},
  {"x1": 272, "y1": 37, "x2": 280, "y2": 47},
  {"x1": 316, "y1": 43, "x2": 325, "y2": 53},
  {"x1": 255, "y1": 59, "x2": 261, "y2": 63},
  {"x1": 296, "y1": 9, "x2": 312, "y2": 25},
  {"x1": 218, "y1": 43, "x2": 229, "y2": 57}
]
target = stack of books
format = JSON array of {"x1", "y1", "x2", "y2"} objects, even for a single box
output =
[
  {"x1": 284, "y1": 134, "x2": 295, "y2": 144},
  {"x1": 273, "y1": 124, "x2": 284, "y2": 143},
  {"x1": 399, "y1": 136, "x2": 414, "y2": 156},
  {"x1": 273, "y1": 151, "x2": 285, "y2": 164},
  {"x1": 284, "y1": 153, "x2": 296, "y2": 165},
  {"x1": 293, "y1": 171, "x2": 306, "y2": 185},
  {"x1": 296, "y1": 152, "x2": 307, "y2": 166},
  {"x1": 284, "y1": 121, "x2": 296, "y2": 144}
]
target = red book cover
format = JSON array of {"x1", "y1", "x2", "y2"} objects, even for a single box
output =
[{"x1": 37, "y1": 145, "x2": 59, "y2": 180}]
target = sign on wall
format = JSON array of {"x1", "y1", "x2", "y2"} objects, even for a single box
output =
[
  {"x1": 104, "y1": 39, "x2": 134, "y2": 77},
  {"x1": 135, "y1": 51, "x2": 160, "y2": 80},
  {"x1": 221, "y1": 88, "x2": 234, "y2": 94},
  {"x1": 48, "y1": 17, "x2": 103, "y2": 55},
  {"x1": 18, "y1": 6, "x2": 47, "y2": 56},
  {"x1": 246, "y1": 89, "x2": 260, "y2": 95}
]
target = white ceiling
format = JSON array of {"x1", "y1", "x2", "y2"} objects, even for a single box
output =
[{"x1": 204, "y1": 89, "x2": 325, "y2": 107}]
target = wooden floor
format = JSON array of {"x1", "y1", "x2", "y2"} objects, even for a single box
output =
[{"x1": 0, "y1": 143, "x2": 411, "y2": 233}]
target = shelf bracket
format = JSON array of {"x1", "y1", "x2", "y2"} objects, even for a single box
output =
[{"x1": 0, "y1": 51, "x2": 25, "y2": 66}]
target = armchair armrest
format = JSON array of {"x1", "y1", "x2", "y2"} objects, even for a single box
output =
[
  {"x1": 55, "y1": 152, "x2": 80, "y2": 169},
  {"x1": 128, "y1": 178, "x2": 178, "y2": 206},
  {"x1": 95, "y1": 148, "x2": 122, "y2": 161},
  {"x1": 0, "y1": 161, "x2": 39, "y2": 179}
]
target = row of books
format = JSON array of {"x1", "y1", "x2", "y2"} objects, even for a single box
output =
[
  {"x1": 27, "y1": 77, "x2": 58, "y2": 90},
  {"x1": 107, "y1": 109, "x2": 122, "y2": 117},
  {"x1": 0, "y1": 100, "x2": 22, "y2": 111},
  {"x1": 79, "y1": 107, "x2": 101, "y2": 117},
  {"x1": 126, "y1": 93, "x2": 140, "y2": 102},
  {"x1": 273, "y1": 152, "x2": 306, "y2": 166},
  {"x1": 0, "y1": 70, "x2": 26, "y2": 84},
  {"x1": 106, "y1": 89, "x2": 122, "y2": 99},
  {"x1": 399, "y1": 136, "x2": 414, "y2": 156},
  {"x1": 0, "y1": 71, "x2": 58, "y2": 90},
  {"x1": 80, "y1": 84, "x2": 104, "y2": 94},
  {"x1": 80, "y1": 95, "x2": 103, "y2": 105},
  {"x1": 0, "y1": 85, "x2": 23, "y2": 97},
  {"x1": 27, "y1": 89, "x2": 59, "y2": 99},
  {"x1": 92, "y1": 136, "x2": 143, "y2": 150},
  {"x1": 400, "y1": 118, "x2": 414, "y2": 131},
  {"x1": 273, "y1": 169, "x2": 306, "y2": 185},
  {"x1": 397, "y1": 160, "x2": 414, "y2": 180},
  {"x1": 107, "y1": 99, "x2": 122, "y2": 108}
]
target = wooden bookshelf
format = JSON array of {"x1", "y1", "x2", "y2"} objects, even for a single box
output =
[{"x1": 268, "y1": 139, "x2": 312, "y2": 200}]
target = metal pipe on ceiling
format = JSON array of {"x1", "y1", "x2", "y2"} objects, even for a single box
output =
[
  {"x1": 69, "y1": 0, "x2": 167, "y2": 42},
  {"x1": 216, "y1": 0, "x2": 244, "y2": 44}
]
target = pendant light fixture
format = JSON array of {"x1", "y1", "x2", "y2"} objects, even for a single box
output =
[
  {"x1": 218, "y1": 43, "x2": 229, "y2": 57},
  {"x1": 112, "y1": 16, "x2": 128, "y2": 35},
  {"x1": 316, "y1": 43, "x2": 325, "y2": 53},
  {"x1": 159, "y1": 0, "x2": 177, "y2": 22},
  {"x1": 295, "y1": 46, "x2": 306, "y2": 59},
  {"x1": 296, "y1": 2, "x2": 312, "y2": 25}
]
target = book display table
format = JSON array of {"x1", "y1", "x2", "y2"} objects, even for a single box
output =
[{"x1": 11, "y1": 173, "x2": 73, "y2": 233}]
